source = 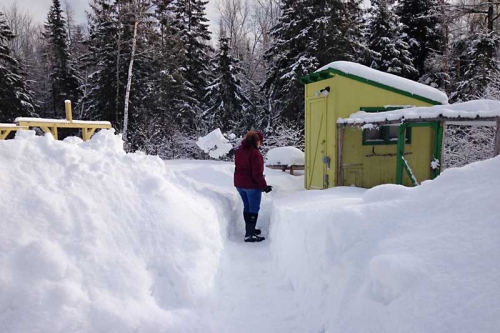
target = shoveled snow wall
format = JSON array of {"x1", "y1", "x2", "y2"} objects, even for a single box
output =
[
  {"x1": 0, "y1": 130, "x2": 223, "y2": 333},
  {"x1": 269, "y1": 156, "x2": 500, "y2": 333}
]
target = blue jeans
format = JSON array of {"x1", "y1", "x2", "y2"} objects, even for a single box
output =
[{"x1": 236, "y1": 188, "x2": 262, "y2": 214}]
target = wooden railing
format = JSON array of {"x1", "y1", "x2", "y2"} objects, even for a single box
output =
[{"x1": 1, "y1": 100, "x2": 112, "y2": 141}]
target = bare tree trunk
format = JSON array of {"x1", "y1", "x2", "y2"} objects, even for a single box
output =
[
  {"x1": 3, "y1": 2, "x2": 36, "y2": 64},
  {"x1": 80, "y1": 65, "x2": 88, "y2": 118},
  {"x1": 217, "y1": 0, "x2": 250, "y2": 58},
  {"x1": 115, "y1": 2, "x2": 122, "y2": 125},
  {"x1": 63, "y1": 0, "x2": 74, "y2": 48},
  {"x1": 122, "y1": 20, "x2": 139, "y2": 143}
]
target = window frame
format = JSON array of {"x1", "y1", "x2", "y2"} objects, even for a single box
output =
[{"x1": 360, "y1": 107, "x2": 413, "y2": 146}]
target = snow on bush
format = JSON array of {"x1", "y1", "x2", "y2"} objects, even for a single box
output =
[
  {"x1": 265, "y1": 146, "x2": 304, "y2": 166},
  {"x1": 444, "y1": 124, "x2": 496, "y2": 169},
  {"x1": 196, "y1": 128, "x2": 233, "y2": 159}
]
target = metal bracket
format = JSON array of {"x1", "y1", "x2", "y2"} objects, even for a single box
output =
[{"x1": 323, "y1": 156, "x2": 331, "y2": 169}]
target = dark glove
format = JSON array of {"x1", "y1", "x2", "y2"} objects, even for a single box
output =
[{"x1": 263, "y1": 185, "x2": 273, "y2": 193}]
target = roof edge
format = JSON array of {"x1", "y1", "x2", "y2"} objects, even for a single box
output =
[{"x1": 300, "y1": 68, "x2": 443, "y2": 106}]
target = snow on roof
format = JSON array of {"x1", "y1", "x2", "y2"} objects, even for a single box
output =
[
  {"x1": 315, "y1": 61, "x2": 449, "y2": 105},
  {"x1": 337, "y1": 100, "x2": 500, "y2": 125}
]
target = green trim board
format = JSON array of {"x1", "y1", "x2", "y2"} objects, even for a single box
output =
[
  {"x1": 301, "y1": 68, "x2": 443, "y2": 105},
  {"x1": 396, "y1": 124, "x2": 409, "y2": 185},
  {"x1": 395, "y1": 121, "x2": 443, "y2": 186},
  {"x1": 431, "y1": 122, "x2": 444, "y2": 179}
]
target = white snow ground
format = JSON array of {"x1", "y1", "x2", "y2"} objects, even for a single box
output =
[{"x1": 1, "y1": 130, "x2": 499, "y2": 333}]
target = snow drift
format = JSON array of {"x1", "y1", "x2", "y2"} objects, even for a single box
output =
[
  {"x1": 270, "y1": 155, "x2": 500, "y2": 333},
  {"x1": 0, "y1": 130, "x2": 223, "y2": 332},
  {"x1": 1, "y1": 129, "x2": 499, "y2": 333}
]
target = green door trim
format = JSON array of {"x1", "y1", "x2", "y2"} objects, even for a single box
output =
[{"x1": 396, "y1": 121, "x2": 443, "y2": 186}]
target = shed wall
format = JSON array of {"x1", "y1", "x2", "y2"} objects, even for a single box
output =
[{"x1": 304, "y1": 74, "x2": 438, "y2": 189}]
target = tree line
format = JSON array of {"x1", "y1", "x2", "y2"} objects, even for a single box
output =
[{"x1": 0, "y1": 0, "x2": 499, "y2": 158}]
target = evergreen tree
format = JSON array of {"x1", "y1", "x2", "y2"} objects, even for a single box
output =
[
  {"x1": 152, "y1": 0, "x2": 197, "y2": 130},
  {"x1": 450, "y1": 32, "x2": 500, "y2": 102},
  {"x1": 330, "y1": 0, "x2": 364, "y2": 62},
  {"x1": 263, "y1": 0, "x2": 363, "y2": 123},
  {"x1": 418, "y1": 49, "x2": 450, "y2": 91},
  {"x1": 0, "y1": 12, "x2": 34, "y2": 122},
  {"x1": 365, "y1": 0, "x2": 417, "y2": 78},
  {"x1": 264, "y1": 0, "x2": 323, "y2": 123},
  {"x1": 396, "y1": 0, "x2": 444, "y2": 81},
  {"x1": 43, "y1": 0, "x2": 81, "y2": 118},
  {"x1": 82, "y1": 0, "x2": 123, "y2": 123},
  {"x1": 84, "y1": 0, "x2": 158, "y2": 142},
  {"x1": 203, "y1": 36, "x2": 252, "y2": 133},
  {"x1": 169, "y1": 0, "x2": 213, "y2": 131}
]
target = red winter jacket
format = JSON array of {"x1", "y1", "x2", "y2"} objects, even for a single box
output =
[{"x1": 234, "y1": 140, "x2": 268, "y2": 190}]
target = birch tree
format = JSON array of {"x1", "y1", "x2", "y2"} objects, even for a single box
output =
[{"x1": 122, "y1": 0, "x2": 153, "y2": 143}]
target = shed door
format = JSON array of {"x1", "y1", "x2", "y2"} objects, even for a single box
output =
[
  {"x1": 343, "y1": 164, "x2": 363, "y2": 187},
  {"x1": 306, "y1": 98, "x2": 327, "y2": 189}
]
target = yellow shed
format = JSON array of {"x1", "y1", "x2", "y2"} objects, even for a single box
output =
[{"x1": 300, "y1": 61, "x2": 448, "y2": 189}]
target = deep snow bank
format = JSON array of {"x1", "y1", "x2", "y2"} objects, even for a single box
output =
[
  {"x1": 270, "y1": 156, "x2": 500, "y2": 333},
  {"x1": 0, "y1": 130, "x2": 223, "y2": 332},
  {"x1": 2, "y1": 128, "x2": 499, "y2": 333}
]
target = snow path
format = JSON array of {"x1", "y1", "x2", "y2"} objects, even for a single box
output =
[
  {"x1": 206, "y1": 242, "x2": 304, "y2": 332},
  {"x1": 166, "y1": 160, "x2": 306, "y2": 332}
]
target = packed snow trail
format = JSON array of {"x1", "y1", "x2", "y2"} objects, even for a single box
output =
[
  {"x1": 165, "y1": 160, "x2": 307, "y2": 332},
  {"x1": 204, "y1": 242, "x2": 303, "y2": 332}
]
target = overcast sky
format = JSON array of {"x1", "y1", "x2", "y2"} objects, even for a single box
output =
[{"x1": 3, "y1": 0, "x2": 220, "y2": 33}]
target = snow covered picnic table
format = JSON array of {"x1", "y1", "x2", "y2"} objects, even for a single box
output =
[
  {"x1": 266, "y1": 164, "x2": 305, "y2": 175},
  {"x1": 265, "y1": 146, "x2": 305, "y2": 175}
]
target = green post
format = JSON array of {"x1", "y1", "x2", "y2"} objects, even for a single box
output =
[
  {"x1": 432, "y1": 122, "x2": 444, "y2": 179},
  {"x1": 396, "y1": 123, "x2": 407, "y2": 185}
]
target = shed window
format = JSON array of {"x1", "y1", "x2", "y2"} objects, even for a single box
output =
[
  {"x1": 360, "y1": 106, "x2": 413, "y2": 145},
  {"x1": 363, "y1": 126, "x2": 412, "y2": 145}
]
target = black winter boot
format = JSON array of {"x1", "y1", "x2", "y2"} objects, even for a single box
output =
[
  {"x1": 243, "y1": 212, "x2": 261, "y2": 235},
  {"x1": 244, "y1": 213, "x2": 265, "y2": 242}
]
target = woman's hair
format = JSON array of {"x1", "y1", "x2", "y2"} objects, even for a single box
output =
[{"x1": 244, "y1": 130, "x2": 263, "y2": 149}]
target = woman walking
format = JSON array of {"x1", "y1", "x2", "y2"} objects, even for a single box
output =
[{"x1": 234, "y1": 130, "x2": 273, "y2": 242}]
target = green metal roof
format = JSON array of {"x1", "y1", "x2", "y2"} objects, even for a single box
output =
[{"x1": 300, "y1": 68, "x2": 443, "y2": 106}]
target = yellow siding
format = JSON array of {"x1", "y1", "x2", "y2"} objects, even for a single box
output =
[
  {"x1": 304, "y1": 74, "x2": 437, "y2": 189},
  {"x1": 342, "y1": 126, "x2": 433, "y2": 188}
]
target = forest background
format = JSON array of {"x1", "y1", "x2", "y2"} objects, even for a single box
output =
[{"x1": 0, "y1": 0, "x2": 499, "y2": 163}]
